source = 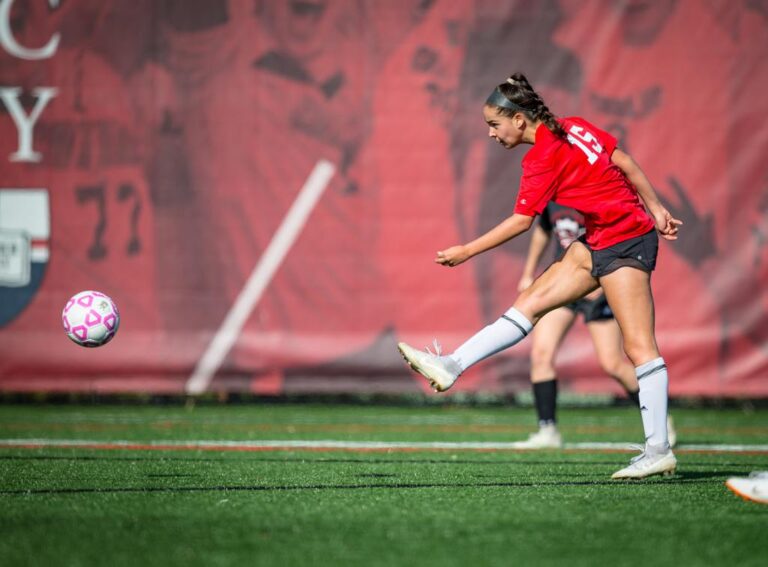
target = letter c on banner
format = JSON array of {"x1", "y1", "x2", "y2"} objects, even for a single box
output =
[{"x1": 0, "y1": 0, "x2": 60, "y2": 60}]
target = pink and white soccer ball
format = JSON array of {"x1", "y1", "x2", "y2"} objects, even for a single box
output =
[{"x1": 61, "y1": 291, "x2": 120, "y2": 347}]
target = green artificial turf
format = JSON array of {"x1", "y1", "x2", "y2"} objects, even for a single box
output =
[{"x1": 0, "y1": 404, "x2": 766, "y2": 567}]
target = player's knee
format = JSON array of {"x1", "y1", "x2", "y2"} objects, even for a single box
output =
[
  {"x1": 514, "y1": 290, "x2": 547, "y2": 323},
  {"x1": 514, "y1": 287, "x2": 535, "y2": 313},
  {"x1": 622, "y1": 340, "x2": 659, "y2": 367},
  {"x1": 531, "y1": 345, "x2": 556, "y2": 371},
  {"x1": 598, "y1": 356, "x2": 624, "y2": 379}
]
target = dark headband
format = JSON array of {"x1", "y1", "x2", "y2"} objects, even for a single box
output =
[{"x1": 485, "y1": 87, "x2": 528, "y2": 112}]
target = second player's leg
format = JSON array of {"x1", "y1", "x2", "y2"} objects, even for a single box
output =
[
  {"x1": 518, "y1": 307, "x2": 576, "y2": 449},
  {"x1": 531, "y1": 307, "x2": 576, "y2": 383},
  {"x1": 586, "y1": 318, "x2": 638, "y2": 393}
]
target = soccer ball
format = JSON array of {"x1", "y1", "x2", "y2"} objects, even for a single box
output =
[{"x1": 62, "y1": 290, "x2": 120, "y2": 347}]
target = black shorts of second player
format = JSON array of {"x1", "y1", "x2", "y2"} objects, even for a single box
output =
[
  {"x1": 565, "y1": 293, "x2": 614, "y2": 323},
  {"x1": 578, "y1": 228, "x2": 658, "y2": 278}
]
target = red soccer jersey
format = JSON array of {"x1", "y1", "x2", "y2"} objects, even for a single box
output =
[{"x1": 513, "y1": 116, "x2": 654, "y2": 250}]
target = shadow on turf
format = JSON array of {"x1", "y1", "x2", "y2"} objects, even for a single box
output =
[
  {"x1": 0, "y1": 471, "x2": 751, "y2": 496},
  {"x1": 2, "y1": 454, "x2": 633, "y2": 466},
  {"x1": 1, "y1": 454, "x2": 765, "y2": 470}
]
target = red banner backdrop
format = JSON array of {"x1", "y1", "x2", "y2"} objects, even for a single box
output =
[{"x1": 1, "y1": 0, "x2": 766, "y2": 397}]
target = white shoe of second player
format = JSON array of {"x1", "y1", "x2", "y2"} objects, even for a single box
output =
[
  {"x1": 726, "y1": 472, "x2": 768, "y2": 504},
  {"x1": 612, "y1": 445, "x2": 677, "y2": 479},
  {"x1": 512, "y1": 425, "x2": 563, "y2": 449},
  {"x1": 397, "y1": 342, "x2": 461, "y2": 392}
]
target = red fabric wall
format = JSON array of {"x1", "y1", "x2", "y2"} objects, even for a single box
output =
[{"x1": 1, "y1": 0, "x2": 766, "y2": 397}]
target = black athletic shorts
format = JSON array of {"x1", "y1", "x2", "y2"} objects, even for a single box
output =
[
  {"x1": 566, "y1": 293, "x2": 614, "y2": 323},
  {"x1": 579, "y1": 229, "x2": 658, "y2": 278}
]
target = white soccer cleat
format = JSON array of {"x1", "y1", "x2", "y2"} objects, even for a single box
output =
[
  {"x1": 397, "y1": 341, "x2": 460, "y2": 392},
  {"x1": 726, "y1": 472, "x2": 768, "y2": 505},
  {"x1": 611, "y1": 445, "x2": 677, "y2": 479},
  {"x1": 667, "y1": 415, "x2": 677, "y2": 448},
  {"x1": 512, "y1": 424, "x2": 563, "y2": 449}
]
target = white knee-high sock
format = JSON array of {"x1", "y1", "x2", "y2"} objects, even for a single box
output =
[
  {"x1": 449, "y1": 307, "x2": 533, "y2": 372},
  {"x1": 636, "y1": 357, "x2": 669, "y2": 449}
]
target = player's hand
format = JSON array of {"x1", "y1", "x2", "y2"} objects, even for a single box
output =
[
  {"x1": 435, "y1": 245, "x2": 470, "y2": 267},
  {"x1": 517, "y1": 275, "x2": 534, "y2": 292},
  {"x1": 652, "y1": 208, "x2": 683, "y2": 241}
]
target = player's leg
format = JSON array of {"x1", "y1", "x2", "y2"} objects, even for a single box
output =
[
  {"x1": 586, "y1": 313, "x2": 677, "y2": 447},
  {"x1": 514, "y1": 307, "x2": 576, "y2": 449},
  {"x1": 398, "y1": 241, "x2": 598, "y2": 391},
  {"x1": 513, "y1": 241, "x2": 599, "y2": 323},
  {"x1": 451, "y1": 241, "x2": 597, "y2": 370},
  {"x1": 600, "y1": 266, "x2": 676, "y2": 478}
]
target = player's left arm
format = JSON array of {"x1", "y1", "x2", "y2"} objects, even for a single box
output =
[
  {"x1": 611, "y1": 148, "x2": 683, "y2": 240},
  {"x1": 435, "y1": 213, "x2": 535, "y2": 267}
]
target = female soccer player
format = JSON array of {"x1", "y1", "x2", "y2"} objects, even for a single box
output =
[
  {"x1": 514, "y1": 203, "x2": 675, "y2": 449},
  {"x1": 398, "y1": 73, "x2": 682, "y2": 479}
]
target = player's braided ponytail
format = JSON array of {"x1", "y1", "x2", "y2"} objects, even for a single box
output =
[{"x1": 493, "y1": 73, "x2": 567, "y2": 139}]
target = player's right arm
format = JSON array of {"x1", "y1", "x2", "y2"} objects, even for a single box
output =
[
  {"x1": 435, "y1": 213, "x2": 534, "y2": 267},
  {"x1": 518, "y1": 223, "x2": 551, "y2": 291}
]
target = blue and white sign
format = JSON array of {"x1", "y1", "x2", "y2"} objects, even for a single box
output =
[{"x1": 0, "y1": 189, "x2": 49, "y2": 326}]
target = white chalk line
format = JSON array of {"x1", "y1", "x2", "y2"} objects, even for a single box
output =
[{"x1": 185, "y1": 160, "x2": 336, "y2": 395}]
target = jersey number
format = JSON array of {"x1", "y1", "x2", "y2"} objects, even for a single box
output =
[
  {"x1": 567, "y1": 125, "x2": 602, "y2": 165},
  {"x1": 76, "y1": 182, "x2": 142, "y2": 261}
]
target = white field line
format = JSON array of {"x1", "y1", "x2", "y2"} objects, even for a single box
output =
[
  {"x1": 185, "y1": 160, "x2": 336, "y2": 395},
  {"x1": 1, "y1": 438, "x2": 767, "y2": 454}
]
